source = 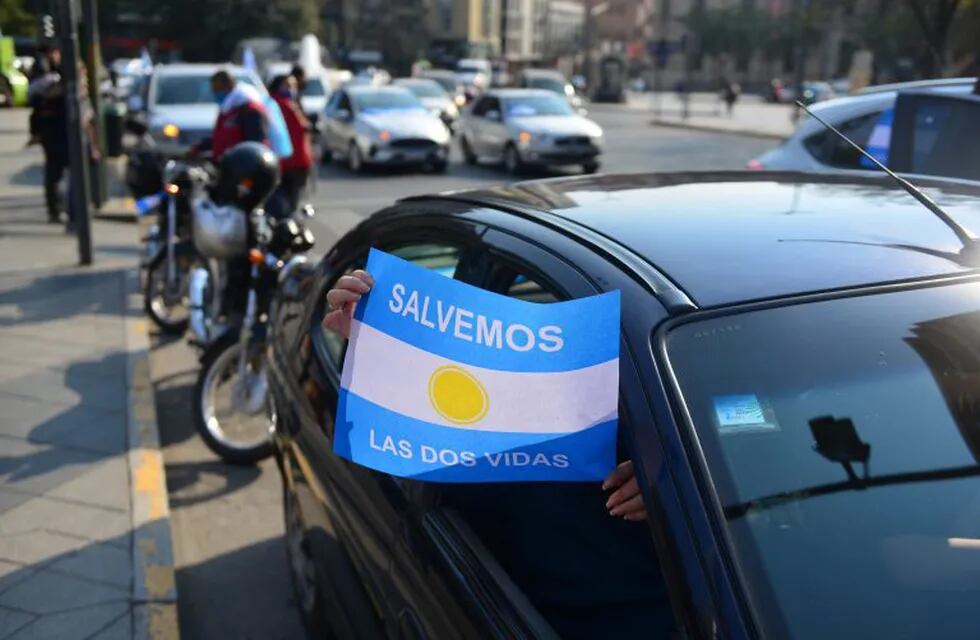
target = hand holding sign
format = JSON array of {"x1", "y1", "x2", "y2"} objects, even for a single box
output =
[{"x1": 323, "y1": 269, "x2": 374, "y2": 338}]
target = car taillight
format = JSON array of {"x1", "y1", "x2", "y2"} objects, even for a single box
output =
[{"x1": 746, "y1": 159, "x2": 764, "y2": 171}]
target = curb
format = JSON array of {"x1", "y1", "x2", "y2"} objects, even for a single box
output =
[
  {"x1": 124, "y1": 268, "x2": 180, "y2": 640},
  {"x1": 650, "y1": 118, "x2": 790, "y2": 141}
]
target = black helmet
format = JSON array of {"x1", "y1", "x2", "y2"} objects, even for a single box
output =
[{"x1": 215, "y1": 142, "x2": 279, "y2": 212}]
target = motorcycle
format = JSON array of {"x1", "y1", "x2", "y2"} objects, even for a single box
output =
[
  {"x1": 139, "y1": 160, "x2": 214, "y2": 333},
  {"x1": 188, "y1": 143, "x2": 316, "y2": 464}
]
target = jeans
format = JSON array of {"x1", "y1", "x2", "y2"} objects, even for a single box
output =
[{"x1": 43, "y1": 147, "x2": 67, "y2": 220}]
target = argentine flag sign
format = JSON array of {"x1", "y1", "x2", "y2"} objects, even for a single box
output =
[{"x1": 335, "y1": 248, "x2": 620, "y2": 483}]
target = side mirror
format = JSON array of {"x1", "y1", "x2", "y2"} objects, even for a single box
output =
[{"x1": 485, "y1": 109, "x2": 501, "y2": 122}]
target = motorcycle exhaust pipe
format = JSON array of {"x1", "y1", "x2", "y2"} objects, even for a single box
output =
[{"x1": 188, "y1": 266, "x2": 211, "y2": 345}]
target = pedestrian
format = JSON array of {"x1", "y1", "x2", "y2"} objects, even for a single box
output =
[
  {"x1": 290, "y1": 64, "x2": 307, "y2": 102},
  {"x1": 191, "y1": 70, "x2": 269, "y2": 161},
  {"x1": 29, "y1": 49, "x2": 99, "y2": 230},
  {"x1": 721, "y1": 77, "x2": 739, "y2": 117},
  {"x1": 267, "y1": 74, "x2": 312, "y2": 218}
]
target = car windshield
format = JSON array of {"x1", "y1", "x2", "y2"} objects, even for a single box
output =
[
  {"x1": 664, "y1": 280, "x2": 980, "y2": 639},
  {"x1": 154, "y1": 73, "x2": 257, "y2": 105},
  {"x1": 457, "y1": 62, "x2": 485, "y2": 73},
  {"x1": 303, "y1": 78, "x2": 326, "y2": 97},
  {"x1": 425, "y1": 75, "x2": 458, "y2": 93},
  {"x1": 353, "y1": 90, "x2": 423, "y2": 114},
  {"x1": 526, "y1": 76, "x2": 567, "y2": 94},
  {"x1": 504, "y1": 94, "x2": 574, "y2": 117},
  {"x1": 400, "y1": 81, "x2": 446, "y2": 98}
]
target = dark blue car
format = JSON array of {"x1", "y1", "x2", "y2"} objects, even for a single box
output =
[{"x1": 268, "y1": 171, "x2": 980, "y2": 639}]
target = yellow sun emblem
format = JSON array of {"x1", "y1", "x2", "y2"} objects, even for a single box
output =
[{"x1": 428, "y1": 365, "x2": 489, "y2": 425}]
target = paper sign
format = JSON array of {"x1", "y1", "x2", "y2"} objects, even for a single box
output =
[
  {"x1": 713, "y1": 394, "x2": 778, "y2": 435},
  {"x1": 334, "y1": 248, "x2": 620, "y2": 482}
]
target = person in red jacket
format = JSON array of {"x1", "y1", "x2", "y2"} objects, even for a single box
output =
[
  {"x1": 192, "y1": 70, "x2": 269, "y2": 161},
  {"x1": 266, "y1": 74, "x2": 313, "y2": 218}
]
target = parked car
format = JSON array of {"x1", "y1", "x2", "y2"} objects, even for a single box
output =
[
  {"x1": 320, "y1": 85, "x2": 450, "y2": 172},
  {"x1": 393, "y1": 77, "x2": 460, "y2": 131},
  {"x1": 518, "y1": 68, "x2": 586, "y2": 111},
  {"x1": 137, "y1": 63, "x2": 265, "y2": 158},
  {"x1": 268, "y1": 170, "x2": 980, "y2": 639},
  {"x1": 419, "y1": 68, "x2": 467, "y2": 108},
  {"x1": 749, "y1": 77, "x2": 975, "y2": 172},
  {"x1": 458, "y1": 88, "x2": 603, "y2": 174}
]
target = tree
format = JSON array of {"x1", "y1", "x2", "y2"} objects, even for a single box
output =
[{"x1": 907, "y1": 0, "x2": 963, "y2": 75}]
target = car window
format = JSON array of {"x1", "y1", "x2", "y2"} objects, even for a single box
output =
[
  {"x1": 664, "y1": 280, "x2": 980, "y2": 639},
  {"x1": 471, "y1": 96, "x2": 492, "y2": 117},
  {"x1": 503, "y1": 93, "x2": 574, "y2": 117},
  {"x1": 153, "y1": 72, "x2": 258, "y2": 105},
  {"x1": 337, "y1": 92, "x2": 352, "y2": 113},
  {"x1": 803, "y1": 111, "x2": 881, "y2": 169},
  {"x1": 318, "y1": 244, "x2": 462, "y2": 368}
]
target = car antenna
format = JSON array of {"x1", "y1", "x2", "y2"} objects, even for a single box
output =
[{"x1": 796, "y1": 101, "x2": 976, "y2": 251}]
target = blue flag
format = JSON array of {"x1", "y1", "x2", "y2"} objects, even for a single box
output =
[{"x1": 335, "y1": 248, "x2": 620, "y2": 483}]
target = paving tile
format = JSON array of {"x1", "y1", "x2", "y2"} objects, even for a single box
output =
[
  {"x1": 87, "y1": 609, "x2": 131, "y2": 640},
  {"x1": 0, "y1": 394, "x2": 126, "y2": 455},
  {"x1": 0, "y1": 493, "x2": 128, "y2": 543},
  {"x1": 46, "y1": 541, "x2": 130, "y2": 589},
  {"x1": 0, "y1": 489, "x2": 31, "y2": 516},
  {"x1": 0, "y1": 530, "x2": 86, "y2": 568},
  {"x1": 0, "y1": 559, "x2": 35, "y2": 597},
  {"x1": 5, "y1": 601, "x2": 128, "y2": 640},
  {"x1": 0, "y1": 438, "x2": 105, "y2": 497},
  {"x1": 0, "y1": 335, "x2": 102, "y2": 372},
  {"x1": 0, "y1": 356, "x2": 127, "y2": 413},
  {"x1": 0, "y1": 569, "x2": 127, "y2": 615},
  {"x1": 47, "y1": 457, "x2": 130, "y2": 511},
  {"x1": 0, "y1": 605, "x2": 35, "y2": 639}
]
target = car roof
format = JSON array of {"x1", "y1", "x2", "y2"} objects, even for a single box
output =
[
  {"x1": 523, "y1": 69, "x2": 565, "y2": 78},
  {"x1": 429, "y1": 172, "x2": 980, "y2": 308},
  {"x1": 790, "y1": 82, "x2": 974, "y2": 140},
  {"x1": 856, "y1": 77, "x2": 975, "y2": 95},
  {"x1": 346, "y1": 84, "x2": 413, "y2": 95},
  {"x1": 394, "y1": 78, "x2": 440, "y2": 86},
  {"x1": 153, "y1": 63, "x2": 250, "y2": 77},
  {"x1": 486, "y1": 88, "x2": 558, "y2": 99}
]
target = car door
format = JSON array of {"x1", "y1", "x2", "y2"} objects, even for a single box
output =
[
  {"x1": 324, "y1": 89, "x2": 353, "y2": 154},
  {"x1": 479, "y1": 96, "x2": 508, "y2": 158},
  {"x1": 464, "y1": 96, "x2": 491, "y2": 155},
  {"x1": 367, "y1": 212, "x2": 681, "y2": 639}
]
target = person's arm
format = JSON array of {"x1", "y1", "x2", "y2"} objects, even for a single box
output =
[{"x1": 240, "y1": 105, "x2": 268, "y2": 143}]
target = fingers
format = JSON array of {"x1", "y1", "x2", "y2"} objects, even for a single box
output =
[
  {"x1": 322, "y1": 309, "x2": 352, "y2": 339},
  {"x1": 349, "y1": 269, "x2": 375, "y2": 288},
  {"x1": 336, "y1": 273, "x2": 373, "y2": 295},
  {"x1": 609, "y1": 493, "x2": 644, "y2": 518},
  {"x1": 326, "y1": 287, "x2": 362, "y2": 312},
  {"x1": 602, "y1": 459, "x2": 634, "y2": 491},
  {"x1": 605, "y1": 476, "x2": 639, "y2": 511}
]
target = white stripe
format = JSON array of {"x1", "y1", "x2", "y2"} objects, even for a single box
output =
[{"x1": 341, "y1": 320, "x2": 618, "y2": 434}]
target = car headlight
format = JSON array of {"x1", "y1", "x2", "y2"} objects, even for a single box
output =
[{"x1": 161, "y1": 123, "x2": 180, "y2": 139}]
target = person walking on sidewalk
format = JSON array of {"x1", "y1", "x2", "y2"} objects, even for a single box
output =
[
  {"x1": 721, "y1": 77, "x2": 740, "y2": 118},
  {"x1": 29, "y1": 49, "x2": 100, "y2": 230},
  {"x1": 266, "y1": 74, "x2": 312, "y2": 218}
]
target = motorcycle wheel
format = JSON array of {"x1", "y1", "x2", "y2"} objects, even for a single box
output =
[
  {"x1": 144, "y1": 250, "x2": 199, "y2": 334},
  {"x1": 193, "y1": 333, "x2": 275, "y2": 465}
]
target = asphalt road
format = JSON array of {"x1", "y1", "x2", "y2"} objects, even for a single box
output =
[{"x1": 151, "y1": 110, "x2": 776, "y2": 640}]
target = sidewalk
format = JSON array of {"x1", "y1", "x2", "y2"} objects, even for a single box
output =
[
  {"x1": 0, "y1": 110, "x2": 177, "y2": 639},
  {"x1": 626, "y1": 91, "x2": 797, "y2": 139}
]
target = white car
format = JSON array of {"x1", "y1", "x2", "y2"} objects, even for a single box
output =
[
  {"x1": 458, "y1": 89, "x2": 603, "y2": 174},
  {"x1": 263, "y1": 62, "x2": 331, "y2": 118},
  {"x1": 393, "y1": 78, "x2": 460, "y2": 131},
  {"x1": 143, "y1": 64, "x2": 265, "y2": 158},
  {"x1": 321, "y1": 85, "x2": 451, "y2": 173},
  {"x1": 751, "y1": 78, "x2": 975, "y2": 172},
  {"x1": 456, "y1": 58, "x2": 491, "y2": 92}
]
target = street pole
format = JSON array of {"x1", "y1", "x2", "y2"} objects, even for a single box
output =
[
  {"x1": 56, "y1": 0, "x2": 93, "y2": 265},
  {"x1": 582, "y1": 0, "x2": 593, "y2": 89},
  {"x1": 81, "y1": 0, "x2": 105, "y2": 208}
]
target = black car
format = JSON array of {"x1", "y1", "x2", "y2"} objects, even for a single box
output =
[{"x1": 268, "y1": 171, "x2": 980, "y2": 639}]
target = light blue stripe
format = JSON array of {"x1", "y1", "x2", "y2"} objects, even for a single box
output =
[
  {"x1": 335, "y1": 389, "x2": 617, "y2": 482},
  {"x1": 355, "y1": 248, "x2": 620, "y2": 373}
]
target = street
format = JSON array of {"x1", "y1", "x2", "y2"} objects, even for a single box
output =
[{"x1": 150, "y1": 105, "x2": 773, "y2": 639}]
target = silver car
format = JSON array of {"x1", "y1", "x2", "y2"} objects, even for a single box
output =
[
  {"x1": 140, "y1": 64, "x2": 265, "y2": 158},
  {"x1": 750, "y1": 77, "x2": 975, "y2": 172},
  {"x1": 458, "y1": 89, "x2": 604, "y2": 174},
  {"x1": 393, "y1": 78, "x2": 460, "y2": 131},
  {"x1": 321, "y1": 85, "x2": 451, "y2": 173}
]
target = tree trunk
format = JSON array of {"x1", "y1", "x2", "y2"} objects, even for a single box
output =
[{"x1": 908, "y1": 0, "x2": 962, "y2": 76}]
